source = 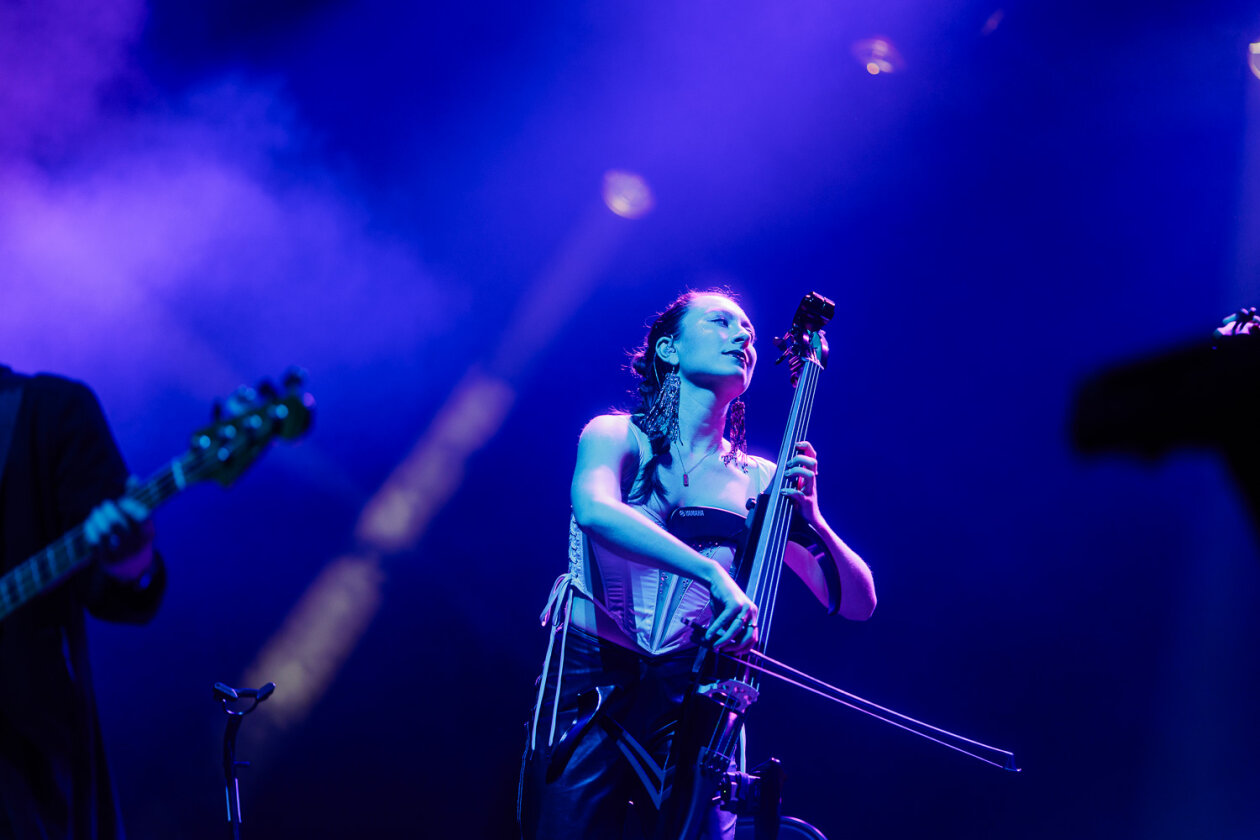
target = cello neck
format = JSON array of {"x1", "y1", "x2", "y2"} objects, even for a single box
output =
[{"x1": 743, "y1": 330, "x2": 826, "y2": 654}]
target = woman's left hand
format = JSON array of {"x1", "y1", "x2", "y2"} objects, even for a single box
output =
[{"x1": 781, "y1": 440, "x2": 822, "y2": 523}]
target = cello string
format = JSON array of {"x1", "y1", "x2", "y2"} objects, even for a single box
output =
[
  {"x1": 760, "y1": 356, "x2": 819, "y2": 652},
  {"x1": 757, "y1": 357, "x2": 802, "y2": 648},
  {"x1": 758, "y1": 384, "x2": 795, "y2": 651}
]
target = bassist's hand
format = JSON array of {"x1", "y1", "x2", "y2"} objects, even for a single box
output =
[
  {"x1": 86, "y1": 477, "x2": 156, "y2": 583},
  {"x1": 703, "y1": 567, "x2": 759, "y2": 654}
]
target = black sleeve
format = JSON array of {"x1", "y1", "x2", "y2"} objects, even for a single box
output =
[{"x1": 84, "y1": 551, "x2": 167, "y2": 625}]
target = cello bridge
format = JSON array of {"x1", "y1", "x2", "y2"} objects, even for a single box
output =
[{"x1": 696, "y1": 679, "x2": 759, "y2": 714}]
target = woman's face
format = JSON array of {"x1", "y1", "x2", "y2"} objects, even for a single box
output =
[{"x1": 663, "y1": 294, "x2": 757, "y2": 392}]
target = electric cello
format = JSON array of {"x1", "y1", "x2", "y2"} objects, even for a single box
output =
[{"x1": 655, "y1": 293, "x2": 1017, "y2": 840}]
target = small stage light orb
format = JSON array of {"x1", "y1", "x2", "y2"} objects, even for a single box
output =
[
  {"x1": 852, "y1": 37, "x2": 902, "y2": 76},
  {"x1": 1249, "y1": 41, "x2": 1260, "y2": 81},
  {"x1": 981, "y1": 9, "x2": 1005, "y2": 36},
  {"x1": 602, "y1": 170, "x2": 655, "y2": 219}
]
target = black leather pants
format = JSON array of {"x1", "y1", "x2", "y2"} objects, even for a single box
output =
[{"x1": 519, "y1": 627, "x2": 735, "y2": 840}]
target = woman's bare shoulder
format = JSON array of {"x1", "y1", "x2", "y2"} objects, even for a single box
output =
[
  {"x1": 573, "y1": 414, "x2": 645, "y2": 496},
  {"x1": 580, "y1": 412, "x2": 635, "y2": 440},
  {"x1": 577, "y1": 413, "x2": 645, "y2": 457},
  {"x1": 746, "y1": 453, "x2": 777, "y2": 485}
]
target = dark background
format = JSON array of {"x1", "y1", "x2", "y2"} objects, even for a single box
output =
[{"x1": 3, "y1": 0, "x2": 1260, "y2": 837}]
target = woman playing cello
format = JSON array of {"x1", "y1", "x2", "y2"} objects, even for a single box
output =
[{"x1": 520, "y1": 290, "x2": 876, "y2": 839}]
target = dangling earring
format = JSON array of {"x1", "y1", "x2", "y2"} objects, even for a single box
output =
[
  {"x1": 644, "y1": 365, "x2": 681, "y2": 445},
  {"x1": 724, "y1": 397, "x2": 748, "y2": 472}
]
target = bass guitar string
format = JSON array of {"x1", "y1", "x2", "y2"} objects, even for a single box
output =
[{"x1": 6, "y1": 451, "x2": 200, "y2": 615}]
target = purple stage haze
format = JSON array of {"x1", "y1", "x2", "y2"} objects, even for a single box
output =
[{"x1": 2, "y1": 0, "x2": 1260, "y2": 838}]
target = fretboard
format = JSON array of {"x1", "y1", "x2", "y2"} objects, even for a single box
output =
[{"x1": 0, "y1": 452, "x2": 196, "y2": 622}]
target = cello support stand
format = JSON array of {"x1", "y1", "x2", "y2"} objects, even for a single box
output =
[{"x1": 721, "y1": 758, "x2": 785, "y2": 840}]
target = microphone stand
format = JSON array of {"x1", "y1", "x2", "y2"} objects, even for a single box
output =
[{"x1": 215, "y1": 681, "x2": 276, "y2": 840}]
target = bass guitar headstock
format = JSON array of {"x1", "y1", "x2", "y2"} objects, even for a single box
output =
[
  {"x1": 774, "y1": 291, "x2": 835, "y2": 385},
  {"x1": 188, "y1": 368, "x2": 315, "y2": 488}
]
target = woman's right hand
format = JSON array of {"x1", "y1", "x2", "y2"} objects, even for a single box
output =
[{"x1": 703, "y1": 566, "x2": 758, "y2": 653}]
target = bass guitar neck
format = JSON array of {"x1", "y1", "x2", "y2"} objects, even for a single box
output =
[{"x1": 0, "y1": 374, "x2": 313, "y2": 624}]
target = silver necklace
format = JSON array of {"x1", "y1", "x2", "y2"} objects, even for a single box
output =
[{"x1": 679, "y1": 442, "x2": 722, "y2": 487}]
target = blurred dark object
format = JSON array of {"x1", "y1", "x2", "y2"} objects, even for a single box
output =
[
  {"x1": 1216, "y1": 306, "x2": 1260, "y2": 338},
  {"x1": 1073, "y1": 325, "x2": 1260, "y2": 531}
]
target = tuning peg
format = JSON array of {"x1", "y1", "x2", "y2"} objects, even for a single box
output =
[
  {"x1": 223, "y1": 386, "x2": 256, "y2": 415},
  {"x1": 282, "y1": 366, "x2": 308, "y2": 389},
  {"x1": 211, "y1": 399, "x2": 224, "y2": 421},
  {"x1": 257, "y1": 380, "x2": 278, "y2": 399}
]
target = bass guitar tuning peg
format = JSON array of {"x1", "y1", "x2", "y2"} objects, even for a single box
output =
[
  {"x1": 282, "y1": 366, "x2": 308, "y2": 389},
  {"x1": 224, "y1": 386, "x2": 257, "y2": 415}
]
